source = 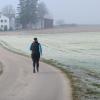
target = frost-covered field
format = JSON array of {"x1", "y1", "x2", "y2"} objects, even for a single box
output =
[
  {"x1": 0, "y1": 32, "x2": 100, "y2": 72},
  {"x1": 0, "y1": 32, "x2": 100, "y2": 99}
]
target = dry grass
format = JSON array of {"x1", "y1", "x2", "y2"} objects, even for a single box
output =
[{"x1": 0, "y1": 25, "x2": 100, "y2": 35}]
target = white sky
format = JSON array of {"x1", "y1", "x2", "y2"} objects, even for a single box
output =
[{"x1": 0, "y1": 0, "x2": 100, "y2": 24}]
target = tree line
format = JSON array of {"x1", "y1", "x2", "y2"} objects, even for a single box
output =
[{"x1": 1, "y1": 0, "x2": 49, "y2": 29}]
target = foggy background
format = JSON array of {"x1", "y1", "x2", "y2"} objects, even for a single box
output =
[{"x1": 0, "y1": 0, "x2": 100, "y2": 24}]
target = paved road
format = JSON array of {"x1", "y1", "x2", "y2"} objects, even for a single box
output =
[{"x1": 0, "y1": 47, "x2": 72, "y2": 100}]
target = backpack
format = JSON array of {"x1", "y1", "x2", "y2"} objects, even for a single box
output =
[{"x1": 31, "y1": 42, "x2": 40, "y2": 54}]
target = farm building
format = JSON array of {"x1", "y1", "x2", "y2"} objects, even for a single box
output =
[
  {"x1": 0, "y1": 13, "x2": 16, "y2": 31},
  {"x1": 0, "y1": 13, "x2": 10, "y2": 31},
  {"x1": 30, "y1": 16, "x2": 54, "y2": 29}
]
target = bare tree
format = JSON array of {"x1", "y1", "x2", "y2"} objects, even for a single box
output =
[
  {"x1": 38, "y1": 1, "x2": 49, "y2": 28},
  {"x1": 2, "y1": 5, "x2": 15, "y2": 19},
  {"x1": 2, "y1": 5, "x2": 16, "y2": 30},
  {"x1": 38, "y1": 2, "x2": 48, "y2": 19}
]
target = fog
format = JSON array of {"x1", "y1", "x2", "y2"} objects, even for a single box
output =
[{"x1": 0, "y1": 0, "x2": 100, "y2": 24}]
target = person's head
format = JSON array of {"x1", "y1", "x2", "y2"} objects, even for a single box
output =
[{"x1": 34, "y1": 38, "x2": 38, "y2": 42}]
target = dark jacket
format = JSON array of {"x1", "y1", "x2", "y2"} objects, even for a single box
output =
[{"x1": 30, "y1": 42, "x2": 42, "y2": 56}]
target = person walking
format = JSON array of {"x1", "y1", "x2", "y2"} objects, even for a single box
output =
[{"x1": 30, "y1": 38, "x2": 42, "y2": 73}]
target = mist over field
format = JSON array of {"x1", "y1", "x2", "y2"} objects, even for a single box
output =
[{"x1": 0, "y1": 0, "x2": 100, "y2": 24}]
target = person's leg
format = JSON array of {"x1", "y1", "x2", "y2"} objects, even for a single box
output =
[
  {"x1": 33, "y1": 60, "x2": 36, "y2": 73},
  {"x1": 32, "y1": 57, "x2": 36, "y2": 73},
  {"x1": 36, "y1": 58, "x2": 40, "y2": 72}
]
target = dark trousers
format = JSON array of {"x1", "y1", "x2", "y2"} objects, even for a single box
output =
[{"x1": 31, "y1": 54, "x2": 40, "y2": 73}]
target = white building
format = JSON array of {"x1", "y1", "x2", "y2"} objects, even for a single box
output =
[{"x1": 0, "y1": 13, "x2": 10, "y2": 31}]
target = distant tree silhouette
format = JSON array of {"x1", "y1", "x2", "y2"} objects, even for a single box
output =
[{"x1": 18, "y1": 0, "x2": 38, "y2": 29}]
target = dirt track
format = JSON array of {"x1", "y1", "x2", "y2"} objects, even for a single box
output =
[{"x1": 0, "y1": 47, "x2": 72, "y2": 100}]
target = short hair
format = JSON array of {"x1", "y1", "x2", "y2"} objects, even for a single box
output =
[{"x1": 34, "y1": 38, "x2": 38, "y2": 41}]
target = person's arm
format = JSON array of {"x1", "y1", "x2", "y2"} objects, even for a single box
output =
[
  {"x1": 30, "y1": 43, "x2": 33, "y2": 51},
  {"x1": 39, "y1": 44, "x2": 42, "y2": 56}
]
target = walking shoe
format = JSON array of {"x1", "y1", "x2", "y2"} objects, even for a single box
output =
[{"x1": 33, "y1": 69, "x2": 36, "y2": 73}]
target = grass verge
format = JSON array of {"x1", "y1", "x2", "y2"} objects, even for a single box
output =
[
  {"x1": 42, "y1": 59, "x2": 80, "y2": 100},
  {"x1": 41, "y1": 59, "x2": 100, "y2": 100}
]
